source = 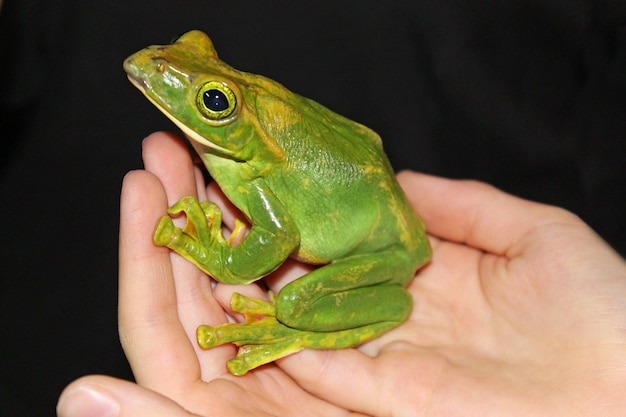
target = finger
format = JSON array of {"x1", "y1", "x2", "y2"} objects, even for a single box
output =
[
  {"x1": 139, "y1": 132, "x2": 237, "y2": 377},
  {"x1": 279, "y1": 349, "x2": 376, "y2": 411},
  {"x1": 281, "y1": 347, "x2": 437, "y2": 417},
  {"x1": 119, "y1": 170, "x2": 202, "y2": 389},
  {"x1": 142, "y1": 132, "x2": 198, "y2": 203},
  {"x1": 57, "y1": 375, "x2": 198, "y2": 417},
  {"x1": 396, "y1": 171, "x2": 580, "y2": 255},
  {"x1": 194, "y1": 165, "x2": 209, "y2": 201}
]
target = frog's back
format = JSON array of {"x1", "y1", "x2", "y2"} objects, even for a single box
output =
[{"x1": 255, "y1": 94, "x2": 428, "y2": 267}]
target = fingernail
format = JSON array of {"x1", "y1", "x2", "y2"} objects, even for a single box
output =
[{"x1": 57, "y1": 385, "x2": 119, "y2": 417}]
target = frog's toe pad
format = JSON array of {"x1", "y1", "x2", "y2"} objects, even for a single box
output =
[
  {"x1": 197, "y1": 325, "x2": 219, "y2": 348},
  {"x1": 153, "y1": 216, "x2": 177, "y2": 246},
  {"x1": 226, "y1": 357, "x2": 250, "y2": 376}
]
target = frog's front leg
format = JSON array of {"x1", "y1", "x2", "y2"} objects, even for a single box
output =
[{"x1": 153, "y1": 182, "x2": 299, "y2": 284}]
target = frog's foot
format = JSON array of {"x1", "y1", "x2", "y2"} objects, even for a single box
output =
[
  {"x1": 197, "y1": 293, "x2": 399, "y2": 376},
  {"x1": 154, "y1": 196, "x2": 249, "y2": 266},
  {"x1": 197, "y1": 313, "x2": 303, "y2": 375},
  {"x1": 199, "y1": 320, "x2": 398, "y2": 376},
  {"x1": 197, "y1": 293, "x2": 283, "y2": 349},
  {"x1": 154, "y1": 196, "x2": 224, "y2": 247}
]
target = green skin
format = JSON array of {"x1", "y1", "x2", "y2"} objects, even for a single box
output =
[{"x1": 123, "y1": 30, "x2": 431, "y2": 376}]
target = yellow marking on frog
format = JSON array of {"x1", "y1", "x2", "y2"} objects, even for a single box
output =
[
  {"x1": 326, "y1": 211, "x2": 342, "y2": 224},
  {"x1": 334, "y1": 291, "x2": 349, "y2": 307},
  {"x1": 236, "y1": 185, "x2": 250, "y2": 194}
]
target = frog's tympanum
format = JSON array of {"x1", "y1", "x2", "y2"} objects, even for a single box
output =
[{"x1": 124, "y1": 30, "x2": 431, "y2": 375}]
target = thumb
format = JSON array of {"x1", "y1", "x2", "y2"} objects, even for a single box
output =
[
  {"x1": 57, "y1": 375, "x2": 197, "y2": 417},
  {"x1": 280, "y1": 349, "x2": 385, "y2": 415},
  {"x1": 281, "y1": 344, "x2": 444, "y2": 416}
]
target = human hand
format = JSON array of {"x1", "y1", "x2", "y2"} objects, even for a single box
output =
[
  {"x1": 57, "y1": 132, "x2": 360, "y2": 417},
  {"x1": 278, "y1": 171, "x2": 626, "y2": 416},
  {"x1": 58, "y1": 132, "x2": 626, "y2": 417}
]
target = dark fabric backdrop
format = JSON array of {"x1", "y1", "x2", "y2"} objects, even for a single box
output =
[{"x1": 1, "y1": 1, "x2": 625, "y2": 415}]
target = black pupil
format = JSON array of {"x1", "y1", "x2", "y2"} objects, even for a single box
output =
[{"x1": 203, "y1": 89, "x2": 229, "y2": 112}]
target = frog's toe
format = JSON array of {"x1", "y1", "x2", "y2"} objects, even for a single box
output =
[
  {"x1": 226, "y1": 356, "x2": 250, "y2": 376},
  {"x1": 153, "y1": 215, "x2": 178, "y2": 246},
  {"x1": 226, "y1": 343, "x2": 294, "y2": 376},
  {"x1": 167, "y1": 195, "x2": 196, "y2": 214},
  {"x1": 197, "y1": 325, "x2": 220, "y2": 348},
  {"x1": 230, "y1": 292, "x2": 276, "y2": 317}
]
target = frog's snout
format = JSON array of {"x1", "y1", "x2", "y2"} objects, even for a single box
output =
[{"x1": 123, "y1": 56, "x2": 140, "y2": 79}]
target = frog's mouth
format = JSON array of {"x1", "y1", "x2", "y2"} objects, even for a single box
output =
[{"x1": 127, "y1": 75, "x2": 234, "y2": 156}]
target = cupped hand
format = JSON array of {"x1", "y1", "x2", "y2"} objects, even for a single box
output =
[
  {"x1": 58, "y1": 131, "x2": 626, "y2": 417},
  {"x1": 57, "y1": 132, "x2": 361, "y2": 417},
  {"x1": 279, "y1": 171, "x2": 626, "y2": 416}
]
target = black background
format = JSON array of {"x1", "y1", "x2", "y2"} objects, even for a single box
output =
[{"x1": 1, "y1": 1, "x2": 625, "y2": 416}]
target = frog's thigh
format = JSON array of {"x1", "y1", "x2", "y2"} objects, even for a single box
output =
[{"x1": 275, "y1": 252, "x2": 414, "y2": 332}]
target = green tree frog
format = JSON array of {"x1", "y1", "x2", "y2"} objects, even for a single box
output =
[{"x1": 123, "y1": 30, "x2": 431, "y2": 376}]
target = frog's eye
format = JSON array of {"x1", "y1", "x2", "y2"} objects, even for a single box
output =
[{"x1": 196, "y1": 81, "x2": 237, "y2": 122}]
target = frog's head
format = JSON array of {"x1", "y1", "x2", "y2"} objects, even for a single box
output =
[{"x1": 123, "y1": 30, "x2": 284, "y2": 162}]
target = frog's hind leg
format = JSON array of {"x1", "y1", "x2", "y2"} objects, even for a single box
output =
[
  {"x1": 197, "y1": 251, "x2": 417, "y2": 375},
  {"x1": 275, "y1": 251, "x2": 416, "y2": 332},
  {"x1": 196, "y1": 289, "x2": 407, "y2": 376},
  {"x1": 222, "y1": 320, "x2": 398, "y2": 376}
]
